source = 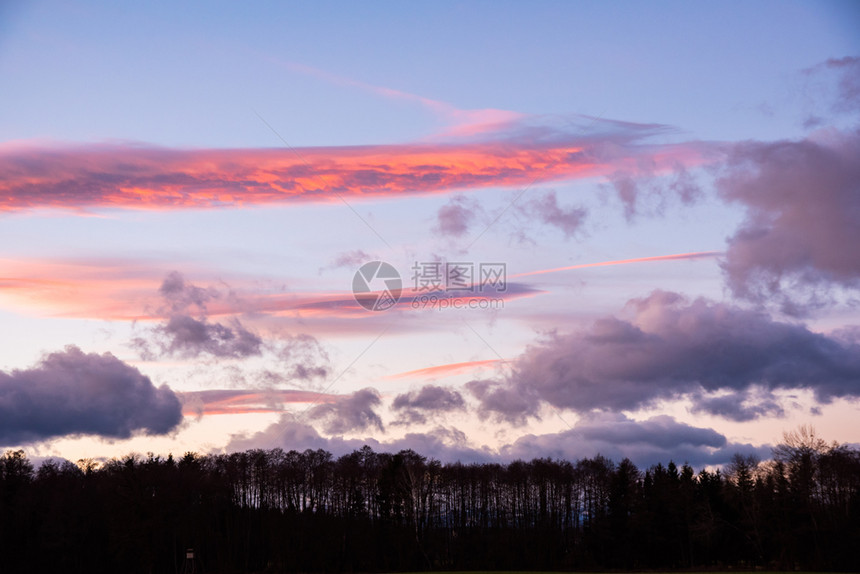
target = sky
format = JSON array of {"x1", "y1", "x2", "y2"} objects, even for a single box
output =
[{"x1": 1, "y1": 0, "x2": 859, "y2": 469}]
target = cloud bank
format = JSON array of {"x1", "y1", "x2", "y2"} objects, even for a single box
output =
[
  {"x1": 468, "y1": 290, "x2": 860, "y2": 423},
  {"x1": 0, "y1": 346, "x2": 182, "y2": 445},
  {"x1": 500, "y1": 413, "x2": 771, "y2": 467},
  {"x1": 0, "y1": 118, "x2": 708, "y2": 213},
  {"x1": 229, "y1": 411, "x2": 768, "y2": 469}
]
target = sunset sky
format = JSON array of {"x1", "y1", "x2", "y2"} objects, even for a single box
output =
[{"x1": 2, "y1": 0, "x2": 859, "y2": 468}]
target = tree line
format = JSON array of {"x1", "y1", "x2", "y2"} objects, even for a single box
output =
[{"x1": 0, "y1": 426, "x2": 857, "y2": 573}]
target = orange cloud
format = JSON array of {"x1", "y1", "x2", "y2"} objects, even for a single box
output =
[
  {"x1": 0, "y1": 133, "x2": 711, "y2": 213},
  {"x1": 178, "y1": 389, "x2": 339, "y2": 417},
  {"x1": 0, "y1": 253, "x2": 718, "y2": 324},
  {"x1": 0, "y1": 258, "x2": 163, "y2": 320},
  {"x1": 0, "y1": 257, "x2": 543, "y2": 334}
]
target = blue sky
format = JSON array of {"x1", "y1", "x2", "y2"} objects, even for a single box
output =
[{"x1": 1, "y1": 1, "x2": 859, "y2": 467}]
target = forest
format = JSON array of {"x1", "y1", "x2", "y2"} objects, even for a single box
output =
[{"x1": 0, "y1": 427, "x2": 857, "y2": 573}]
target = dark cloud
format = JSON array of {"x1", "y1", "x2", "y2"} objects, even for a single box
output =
[
  {"x1": 156, "y1": 315, "x2": 263, "y2": 359},
  {"x1": 575, "y1": 413, "x2": 725, "y2": 449},
  {"x1": 135, "y1": 273, "x2": 332, "y2": 389},
  {"x1": 135, "y1": 272, "x2": 263, "y2": 360},
  {"x1": 466, "y1": 378, "x2": 539, "y2": 425},
  {"x1": 308, "y1": 388, "x2": 384, "y2": 434},
  {"x1": 158, "y1": 270, "x2": 217, "y2": 312},
  {"x1": 501, "y1": 413, "x2": 771, "y2": 468},
  {"x1": 391, "y1": 385, "x2": 466, "y2": 424},
  {"x1": 717, "y1": 130, "x2": 860, "y2": 312},
  {"x1": 690, "y1": 389, "x2": 785, "y2": 422},
  {"x1": 0, "y1": 346, "x2": 182, "y2": 445},
  {"x1": 434, "y1": 195, "x2": 478, "y2": 237},
  {"x1": 518, "y1": 191, "x2": 587, "y2": 238},
  {"x1": 468, "y1": 290, "x2": 860, "y2": 423}
]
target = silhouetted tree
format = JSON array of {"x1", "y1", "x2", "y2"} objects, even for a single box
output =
[{"x1": 1, "y1": 428, "x2": 858, "y2": 572}]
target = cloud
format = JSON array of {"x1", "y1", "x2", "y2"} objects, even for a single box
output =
[
  {"x1": 500, "y1": 413, "x2": 771, "y2": 468},
  {"x1": 0, "y1": 346, "x2": 182, "y2": 445},
  {"x1": 308, "y1": 388, "x2": 384, "y2": 434},
  {"x1": 134, "y1": 271, "x2": 263, "y2": 359},
  {"x1": 718, "y1": 129, "x2": 860, "y2": 312},
  {"x1": 689, "y1": 389, "x2": 785, "y2": 422},
  {"x1": 825, "y1": 56, "x2": 860, "y2": 114},
  {"x1": 466, "y1": 378, "x2": 539, "y2": 425},
  {"x1": 387, "y1": 359, "x2": 502, "y2": 380},
  {"x1": 383, "y1": 427, "x2": 494, "y2": 462},
  {"x1": 293, "y1": 281, "x2": 544, "y2": 314},
  {"x1": 608, "y1": 172, "x2": 641, "y2": 220},
  {"x1": 467, "y1": 290, "x2": 860, "y2": 423},
  {"x1": 518, "y1": 190, "x2": 587, "y2": 238},
  {"x1": 0, "y1": 257, "x2": 170, "y2": 321},
  {"x1": 274, "y1": 334, "x2": 330, "y2": 381},
  {"x1": 274, "y1": 58, "x2": 525, "y2": 141},
  {"x1": 510, "y1": 251, "x2": 721, "y2": 279},
  {"x1": 2, "y1": 252, "x2": 715, "y2": 342},
  {"x1": 604, "y1": 163, "x2": 704, "y2": 220},
  {"x1": 227, "y1": 410, "x2": 765, "y2": 468},
  {"x1": 158, "y1": 270, "x2": 218, "y2": 312},
  {"x1": 154, "y1": 314, "x2": 263, "y2": 359},
  {"x1": 0, "y1": 117, "x2": 711, "y2": 213},
  {"x1": 434, "y1": 195, "x2": 479, "y2": 237},
  {"x1": 228, "y1": 416, "x2": 333, "y2": 453},
  {"x1": 668, "y1": 165, "x2": 704, "y2": 203},
  {"x1": 227, "y1": 417, "x2": 494, "y2": 463},
  {"x1": 178, "y1": 388, "x2": 339, "y2": 416},
  {"x1": 803, "y1": 56, "x2": 860, "y2": 116},
  {"x1": 326, "y1": 250, "x2": 376, "y2": 270},
  {"x1": 133, "y1": 274, "x2": 334, "y2": 381},
  {"x1": 0, "y1": 256, "x2": 539, "y2": 338},
  {"x1": 391, "y1": 384, "x2": 467, "y2": 424}
]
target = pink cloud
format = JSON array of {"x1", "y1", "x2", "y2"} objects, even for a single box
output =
[
  {"x1": 178, "y1": 389, "x2": 340, "y2": 417},
  {"x1": 268, "y1": 58, "x2": 526, "y2": 138},
  {"x1": 0, "y1": 118, "x2": 713, "y2": 214},
  {"x1": 387, "y1": 359, "x2": 503, "y2": 380},
  {"x1": 510, "y1": 251, "x2": 723, "y2": 279}
]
